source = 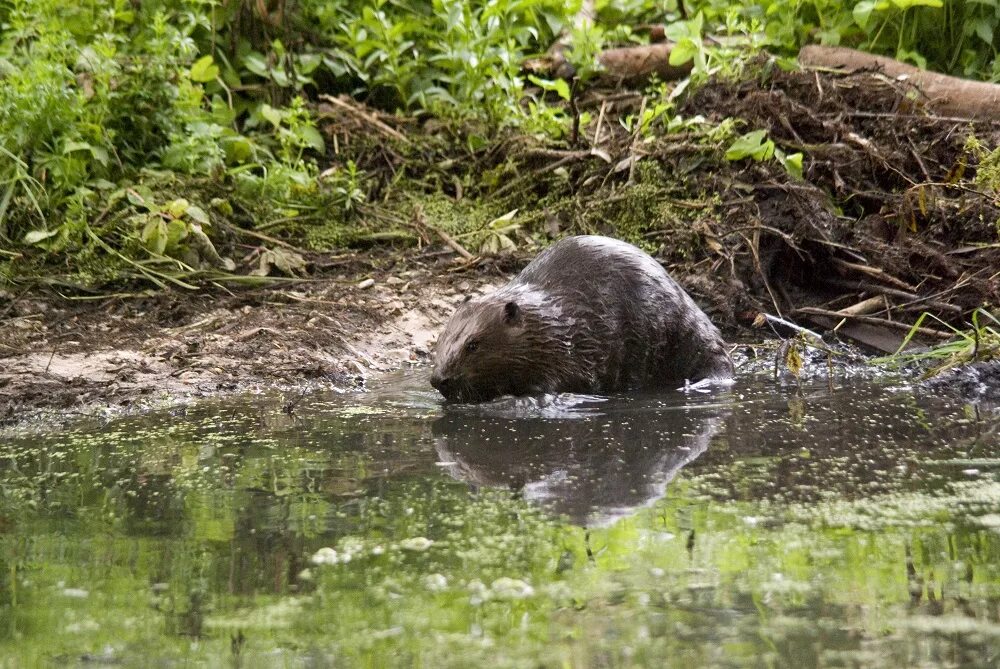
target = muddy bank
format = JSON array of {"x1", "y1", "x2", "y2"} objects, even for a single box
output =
[
  {"x1": 1, "y1": 253, "x2": 509, "y2": 426},
  {"x1": 7, "y1": 66, "x2": 1000, "y2": 424}
]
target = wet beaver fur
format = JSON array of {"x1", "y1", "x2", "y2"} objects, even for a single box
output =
[{"x1": 431, "y1": 235, "x2": 733, "y2": 402}]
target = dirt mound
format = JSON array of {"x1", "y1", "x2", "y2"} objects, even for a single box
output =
[{"x1": 681, "y1": 68, "x2": 1000, "y2": 347}]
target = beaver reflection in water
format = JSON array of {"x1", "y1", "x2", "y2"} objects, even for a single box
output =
[{"x1": 431, "y1": 235, "x2": 733, "y2": 402}]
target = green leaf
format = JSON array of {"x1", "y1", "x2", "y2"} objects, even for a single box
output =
[
  {"x1": 166, "y1": 198, "x2": 190, "y2": 219},
  {"x1": 973, "y1": 18, "x2": 994, "y2": 45},
  {"x1": 221, "y1": 136, "x2": 253, "y2": 163},
  {"x1": 260, "y1": 104, "x2": 284, "y2": 128},
  {"x1": 780, "y1": 151, "x2": 804, "y2": 179},
  {"x1": 185, "y1": 205, "x2": 210, "y2": 225},
  {"x1": 297, "y1": 53, "x2": 322, "y2": 75},
  {"x1": 527, "y1": 75, "x2": 571, "y2": 100},
  {"x1": 852, "y1": 1, "x2": 878, "y2": 29},
  {"x1": 63, "y1": 141, "x2": 109, "y2": 166},
  {"x1": 271, "y1": 68, "x2": 290, "y2": 87},
  {"x1": 243, "y1": 52, "x2": 270, "y2": 78},
  {"x1": 725, "y1": 130, "x2": 774, "y2": 162},
  {"x1": 141, "y1": 218, "x2": 168, "y2": 255},
  {"x1": 127, "y1": 187, "x2": 154, "y2": 209},
  {"x1": 211, "y1": 198, "x2": 234, "y2": 216},
  {"x1": 488, "y1": 209, "x2": 519, "y2": 230},
  {"x1": 165, "y1": 219, "x2": 189, "y2": 249},
  {"x1": 891, "y1": 0, "x2": 942, "y2": 8},
  {"x1": 190, "y1": 55, "x2": 220, "y2": 83},
  {"x1": 669, "y1": 39, "x2": 699, "y2": 67},
  {"x1": 896, "y1": 48, "x2": 927, "y2": 69},
  {"x1": 296, "y1": 125, "x2": 326, "y2": 152}
]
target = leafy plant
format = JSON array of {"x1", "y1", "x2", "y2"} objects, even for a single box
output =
[
  {"x1": 725, "y1": 129, "x2": 804, "y2": 178},
  {"x1": 683, "y1": 0, "x2": 1000, "y2": 79}
]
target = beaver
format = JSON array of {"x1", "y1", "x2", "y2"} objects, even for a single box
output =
[{"x1": 430, "y1": 235, "x2": 733, "y2": 402}]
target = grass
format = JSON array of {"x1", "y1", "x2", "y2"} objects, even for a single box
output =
[{"x1": 876, "y1": 307, "x2": 1000, "y2": 377}]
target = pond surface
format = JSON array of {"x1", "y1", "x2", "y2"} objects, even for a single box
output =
[{"x1": 2, "y1": 369, "x2": 1000, "y2": 667}]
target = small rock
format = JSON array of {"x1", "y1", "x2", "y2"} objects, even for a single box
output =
[
  {"x1": 386, "y1": 276, "x2": 404, "y2": 286},
  {"x1": 357, "y1": 278, "x2": 375, "y2": 289},
  {"x1": 457, "y1": 281, "x2": 471, "y2": 291}
]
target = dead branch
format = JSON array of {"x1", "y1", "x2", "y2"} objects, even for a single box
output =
[
  {"x1": 830, "y1": 258, "x2": 918, "y2": 292},
  {"x1": 597, "y1": 44, "x2": 692, "y2": 84},
  {"x1": 794, "y1": 306, "x2": 954, "y2": 339}
]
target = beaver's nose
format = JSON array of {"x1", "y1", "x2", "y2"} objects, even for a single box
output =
[{"x1": 430, "y1": 373, "x2": 450, "y2": 395}]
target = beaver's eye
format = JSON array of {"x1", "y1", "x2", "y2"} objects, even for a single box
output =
[{"x1": 464, "y1": 340, "x2": 480, "y2": 354}]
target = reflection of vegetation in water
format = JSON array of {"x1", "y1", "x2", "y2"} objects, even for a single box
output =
[{"x1": 3, "y1": 384, "x2": 1000, "y2": 665}]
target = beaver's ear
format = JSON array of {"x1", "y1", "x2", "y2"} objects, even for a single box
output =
[{"x1": 503, "y1": 301, "x2": 520, "y2": 325}]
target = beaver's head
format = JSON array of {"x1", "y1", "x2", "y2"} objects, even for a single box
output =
[{"x1": 431, "y1": 292, "x2": 566, "y2": 402}]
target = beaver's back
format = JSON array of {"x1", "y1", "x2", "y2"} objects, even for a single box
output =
[{"x1": 507, "y1": 235, "x2": 731, "y2": 387}]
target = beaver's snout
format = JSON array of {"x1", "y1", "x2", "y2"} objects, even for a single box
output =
[{"x1": 430, "y1": 373, "x2": 452, "y2": 398}]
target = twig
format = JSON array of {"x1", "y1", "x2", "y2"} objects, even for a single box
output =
[
  {"x1": 830, "y1": 258, "x2": 918, "y2": 292},
  {"x1": 816, "y1": 111, "x2": 998, "y2": 124},
  {"x1": 317, "y1": 94, "x2": 410, "y2": 143},
  {"x1": 826, "y1": 279, "x2": 964, "y2": 314},
  {"x1": 907, "y1": 137, "x2": 932, "y2": 183},
  {"x1": 221, "y1": 222, "x2": 311, "y2": 254},
  {"x1": 411, "y1": 207, "x2": 473, "y2": 260},
  {"x1": 794, "y1": 307, "x2": 954, "y2": 339},
  {"x1": 434, "y1": 228, "x2": 474, "y2": 260},
  {"x1": 85, "y1": 228, "x2": 198, "y2": 290},
  {"x1": 627, "y1": 96, "x2": 647, "y2": 185},
  {"x1": 593, "y1": 100, "x2": 607, "y2": 146},
  {"x1": 741, "y1": 230, "x2": 784, "y2": 318},
  {"x1": 759, "y1": 312, "x2": 824, "y2": 342},
  {"x1": 838, "y1": 295, "x2": 888, "y2": 317}
]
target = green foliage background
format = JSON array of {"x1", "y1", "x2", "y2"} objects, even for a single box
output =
[{"x1": 1, "y1": 0, "x2": 999, "y2": 287}]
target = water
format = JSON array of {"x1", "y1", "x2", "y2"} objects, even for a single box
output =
[{"x1": 2, "y1": 370, "x2": 1000, "y2": 667}]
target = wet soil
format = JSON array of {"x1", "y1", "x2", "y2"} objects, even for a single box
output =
[{"x1": 0, "y1": 251, "x2": 510, "y2": 426}]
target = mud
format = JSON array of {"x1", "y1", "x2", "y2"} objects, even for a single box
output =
[{"x1": 0, "y1": 254, "x2": 504, "y2": 427}]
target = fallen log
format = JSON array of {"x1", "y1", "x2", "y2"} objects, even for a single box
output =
[
  {"x1": 525, "y1": 41, "x2": 693, "y2": 85},
  {"x1": 798, "y1": 45, "x2": 1000, "y2": 119},
  {"x1": 597, "y1": 43, "x2": 692, "y2": 84}
]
